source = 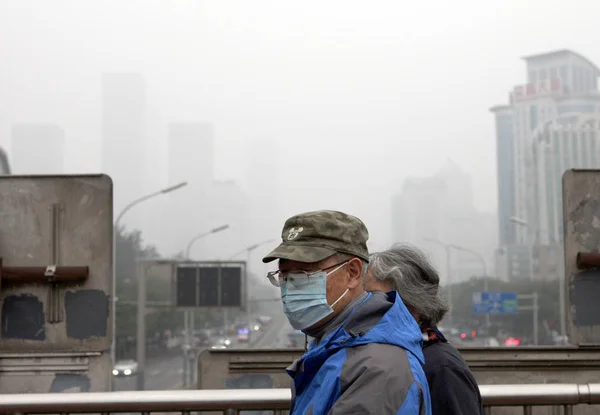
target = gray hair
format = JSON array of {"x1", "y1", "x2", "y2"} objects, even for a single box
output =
[{"x1": 369, "y1": 244, "x2": 449, "y2": 327}]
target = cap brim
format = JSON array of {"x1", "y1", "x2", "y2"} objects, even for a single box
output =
[{"x1": 262, "y1": 243, "x2": 337, "y2": 264}]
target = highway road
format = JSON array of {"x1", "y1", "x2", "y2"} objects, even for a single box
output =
[
  {"x1": 113, "y1": 314, "x2": 488, "y2": 392},
  {"x1": 251, "y1": 313, "x2": 291, "y2": 348},
  {"x1": 113, "y1": 353, "x2": 185, "y2": 391},
  {"x1": 114, "y1": 313, "x2": 291, "y2": 391}
]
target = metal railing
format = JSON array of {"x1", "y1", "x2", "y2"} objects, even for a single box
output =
[{"x1": 0, "y1": 384, "x2": 599, "y2": 414}]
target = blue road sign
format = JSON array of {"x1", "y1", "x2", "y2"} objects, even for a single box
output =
[{"x1": 472, "y1": 291, "x2": 518, "y2": 315}]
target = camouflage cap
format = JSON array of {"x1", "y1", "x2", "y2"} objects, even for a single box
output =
[{"x1": 262, "y1": 210, "x2": 370, "y2": 264}]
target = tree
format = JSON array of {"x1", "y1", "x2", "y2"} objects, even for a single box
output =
[
  {"x1": 115, "y1": 227, "x2": 168, "y2": 359},
  {"x1": 115, "y1": 226, "x2": 159, "y2": 282}
]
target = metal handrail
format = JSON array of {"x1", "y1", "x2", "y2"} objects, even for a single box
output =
[
  {"x1": 480, "y1": 383, "x2": 600, "y2": 406},
  {"x1": 0, "y1": 389, "x2": 292, "y2": 413},
  {"x1": 0, "y1": 384, "x2": 599, "y2": 413}
]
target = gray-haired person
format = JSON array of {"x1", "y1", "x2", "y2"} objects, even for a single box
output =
[{"x1": 365, "y1": 244, "x2": 484, "y2": 415}]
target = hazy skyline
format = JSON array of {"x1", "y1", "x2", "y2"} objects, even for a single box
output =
[{"x1": 1, "y1": 0, "x2": 599, "y2": 254}]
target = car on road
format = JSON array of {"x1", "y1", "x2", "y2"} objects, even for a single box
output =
[
  {"x1": 211, "y1": 338, "x2": 232, "y2": 349},
  {"x1": 237, "y1": 326, "x2": 250, "y2": 343},
  {"x1": 504, "y1": 336, "x2": 521, "y2": 347},
  {"x1": 112, "y1": 359, "x2": 138, "y2": 377},
  {"x1": 458, "y1": 328, "x2": 478, "y2": 341}
]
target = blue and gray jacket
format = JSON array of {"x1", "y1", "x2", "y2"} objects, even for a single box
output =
[{"x1": 286, "y1": 291, "x2": 432, "y2": 415}]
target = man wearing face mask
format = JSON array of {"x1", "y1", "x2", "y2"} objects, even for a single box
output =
[{"x1": 263, "y1": 210, "x2": 431, "y2": 415}]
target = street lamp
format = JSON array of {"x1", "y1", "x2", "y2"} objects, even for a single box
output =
[
  {"x1": 509, "y1": 216, "x2": 566, "y2": 339},
  {"x1": 423, "y1": 238, "x2": 489, "y2": 329},
  {"x1": 448, "y1": 244, "x2": 488, "y2": 280},
  {"x1": 449, "y1": 243, "x2": 489, "y2": 329},
  {"x1": 135, "y1": 259, "x2": 172, "y2": 391},
  {"x1": 112, "y1": 181, "x2": 188, "y2": 387},
  {"x1": 185, "y1": 224, "x2": 230, "y2": 259},
  {"x1": 228, "y1": 239, "x2": 277, "y2": 260},
  {"x1": 227, "y1": 239, "x2": 276, "y2": 345},
  {"x1": 182, "y1": 223, "x2": 230, "y2": 388},
  {"x1": 509, "y1": 216, "x2": 528, "y2": 227},
  {"x1": 115, "y1": 182, "x2": 188, "y2": 228}
]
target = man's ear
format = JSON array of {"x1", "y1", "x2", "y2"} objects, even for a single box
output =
[{"x1": 346, "y1": 258, "x2": 363, "y2": 289}]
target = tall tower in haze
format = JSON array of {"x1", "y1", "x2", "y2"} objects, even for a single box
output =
[
  {"x1": 166, "y1": 122, "x2": 215, "y2": 256},
  {"x1": 491, "y1": 50, "x2": 600, "y2": 247},
  {"x1": 11, "y1": 123, "x2": 65, "y2": 174},
  {"x1": 101, "y1": 73, "x2": 147, "y2": 213},
  {"x1": 244, "y1": 137, "x2": 282, "y2": 275},
  {"x1": 491, "y1": 50, "x2": 600, "y2": 281},
  {"x1": 391, "y1": 162, "x2": 496, "y2": 285}
]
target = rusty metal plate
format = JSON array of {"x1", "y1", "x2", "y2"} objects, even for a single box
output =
[
  {"x1": 0, "y1": 175, "x2": 113, "y2": 352},
  {"x1": 563, "y1": 169, "x2": 600, "y2": 345}
]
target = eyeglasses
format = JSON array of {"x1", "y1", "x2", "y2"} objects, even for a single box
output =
[{"x1": 266, "y1": 260, "x2": 349, "y2": 287}]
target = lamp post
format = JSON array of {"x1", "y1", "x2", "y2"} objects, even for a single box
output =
[
  {"x1": 228, "y1": 239, "x2": 277, "y2": 261},
  {"x1": 449, "y1": 243, "x2": 489, "y2": 329},
  {"x1": 135, "y1": 259, "x2": 172, "y2": 391},
  {"x1": 182, "y1": 224, "x2": 230, "y2": 388},
  {"x1": 115, "y1": 182, "x2": 188, "y2": 228},
  {"x1": 113, "y1": 181, "x2": 187, "y2": 389},
  {"x1": 509, "y1": 216, "x2": 565, "y2": 339},
  {"x1": 185, "y1": 224, "x2": 230, "y2": 259},
  {"x1": 424, "y1": 238, "x2": 489, "y2": 329},
  {"x1": 228, "y1": 239, "x2": 276, "y2": 345}
]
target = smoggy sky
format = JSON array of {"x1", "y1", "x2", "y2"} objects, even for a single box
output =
[{"x1": 1, "y1": 0, "x2": 598, "y2": 253}]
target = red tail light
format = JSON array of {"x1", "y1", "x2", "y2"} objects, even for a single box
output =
[{"x1": 504, "y1": 337, "x2": 521, "y2": 346}]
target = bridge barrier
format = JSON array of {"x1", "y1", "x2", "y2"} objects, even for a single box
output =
[
  {"x1": 0, "y1": 384, "x2": 600, "y2": 414},
  {"x1": 196, "y1": 347, "x2": 600, "y2": 397}
]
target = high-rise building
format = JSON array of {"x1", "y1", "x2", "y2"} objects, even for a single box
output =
[
  {"x1": 204, "y1": 180, "x2": 248, "y2": 260},
  {"x1": 101, "y1": 73, "x2": 147, "y2": 213},
  {"x1": 532, "y1": 113, "x2": 600, "y2": 245},
  {"x1": 391, "y1": 161, "x2": 495, "y2": 285},
  {"x1": 530, "y1": 113, "x2": 600, "y2": 282},
  {"x1": 491, "y1": 49, "x2": 600, "y2": 282},
  {"x1": 392, "y1": 176, "x2": 447, "y2": 246},
  {"x1": 495, "y1": 244, "x2": 532, "y2": 282},
  {"x1": 243, "y1": 137, "x2": 282, "y2": 276},
  {"x1": 491, "y1": 50, "x2": 600, "y2": 247},
  {"x1": 165, "y1": 122, "x2": 215, "y2": 256},
  {"x1": 10, "y1": 123, "x2": 65, "y2": 174}
]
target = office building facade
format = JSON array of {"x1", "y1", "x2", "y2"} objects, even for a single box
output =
[{"x1": 491, "y1": 50, "x2": 600, "y2": 281}]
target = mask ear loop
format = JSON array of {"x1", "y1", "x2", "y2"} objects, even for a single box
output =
[
  {"x1": 304, "y1": 334, "x2": 308, "y2": 352},
  {"x1": 330, "y1": 288, "x2": 349, "y2": 309}
]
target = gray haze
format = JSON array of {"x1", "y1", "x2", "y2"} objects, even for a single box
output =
[{"x1": 1, "y1": 0, "x2": 599, "y2": 275}]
